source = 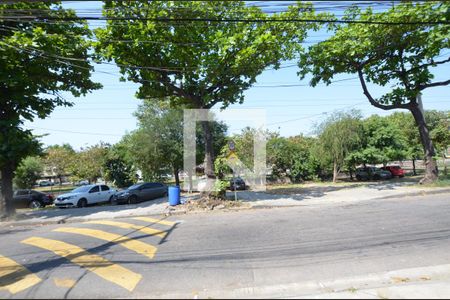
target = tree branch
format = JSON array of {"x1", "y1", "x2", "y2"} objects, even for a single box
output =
[
  {"x1": 419, "y1": 79, "x2": 450, "y2": 91},
  {"x1": 357, "y1": 68, "x2": 410, "y2": 111},
  {"x1": 152, "y1": 71, "x2": 202, "y2": 107},
  {"x1": 414, "y1": 56, "x2": 450, "y2": 71}
]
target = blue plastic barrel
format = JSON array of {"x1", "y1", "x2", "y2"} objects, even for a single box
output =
[{"x1": 168, "y1": 186, "x2": 180, "y2": 206}]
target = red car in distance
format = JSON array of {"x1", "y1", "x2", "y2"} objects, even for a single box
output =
[{"x1": 381, "y1": 165, "x2": 406, "y2": 178}]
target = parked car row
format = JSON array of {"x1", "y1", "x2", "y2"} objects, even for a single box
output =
[
  {"x1": 355, "y1": 165, "x2": 406, "y2": 181},
  {"x1": 55, "y1": 182, "x2": 168, "y2": 208},
  {"x1": 12, "y1": 182, "x2": 168, "y2": 210}
]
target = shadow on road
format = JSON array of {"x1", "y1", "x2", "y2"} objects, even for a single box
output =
[{"x1": 12, "y1": 196, "x2": 171, "y2": 223}]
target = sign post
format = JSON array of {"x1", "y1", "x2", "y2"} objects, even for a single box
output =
[{"x1": 228, "y1": 141, "x2": 237, "y2": 201}]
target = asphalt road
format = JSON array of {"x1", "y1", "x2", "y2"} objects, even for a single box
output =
[{"x1": 0, "y1": 193, "x2": 450, "y2": 299}]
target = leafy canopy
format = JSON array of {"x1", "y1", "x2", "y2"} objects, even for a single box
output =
[
  {"x1": 0, "y1": 1, "x2": 101, "y2": 167},
  {"x1": 299, "y1": 2, "x2": 450, "y2": 109},
  {"x1": 95, "y1": 1, "x2": 321, "y2": 108},
  {"x1": 13, "y1": 156, "x2": 43, "y2": 189}
]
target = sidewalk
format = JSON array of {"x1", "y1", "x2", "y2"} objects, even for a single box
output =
[
  {"x1": 183, "y1": 264, "x2": 450, "y2": 299},
  {"x1": 1, "y1": 180, "x2": 450, "y2": 228},
  {"x1": 237, "y1": 181, "x2": 450, "y2": 208}
]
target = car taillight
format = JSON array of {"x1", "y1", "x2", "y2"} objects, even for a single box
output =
[{"x1": 47, "y1": 194, "x2": 54, "y2": 200}]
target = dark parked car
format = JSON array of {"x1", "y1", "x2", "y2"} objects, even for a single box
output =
[
  {"x1": 356, "y1": 167, "x2": 393, "y2": 181},
  {"x1": 13, "y1": 189, "x2": 54, "y2": 209},
  {"x1": 113, "y1": 182, "x2": 168, "y2": 205},
  {"x1": 229, "y1": 177, "x2": 246, "y2": 190}
]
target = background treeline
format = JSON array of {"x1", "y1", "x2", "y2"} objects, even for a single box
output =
[{"x1": 14, "y1": 105, "x2": 449, "y2": 189}]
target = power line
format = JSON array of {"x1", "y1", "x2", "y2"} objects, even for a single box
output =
[
  {"x1": 266, "y1": 101, "x2": 367, "y2": 126},
  {"x1": 1, "y1": 15, "x2": 448, "y2": 25},
  {"x1": 27, "y1": 126, "x2": 124, "y2": 137}
]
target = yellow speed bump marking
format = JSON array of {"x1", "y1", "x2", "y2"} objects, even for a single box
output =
[
  {"x1": 53, "y1": 278, "x2": 76, "y2": 288},
  {"x1": 21, "y1": 237, "x2": 141, "y2": 292},
  {"x1": 132, "y1": 217, "x2": 176, "y2": 227},
  {"x1": 53, "y1": 227, "x2": 157, "y2": 259},
  {"x1": 0, "y1": 255, "x2": 41, "y2": 294},
  {"x1": 85, "y1": 220, "x2": 167, "y2": 238}
]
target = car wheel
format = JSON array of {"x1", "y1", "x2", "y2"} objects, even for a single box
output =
[
  {"x1": 77, "y1": 199, "x2": 88, "y2": 208},
  {"x1": 356, "y1": 175, "x2": 362, "y2": 181},
  {"x1": 29, "y1": 200, "x2": 43, "y2": 209},
  {"x1": 128, "y1": 195, "x2": 138, "y2": 205}
]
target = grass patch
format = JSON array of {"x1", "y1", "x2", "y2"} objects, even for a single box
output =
[
  {"x1": 34, "y1": 185, "x2": 76, "y2": 196},
  {"x1": 421, "y1": 174, "x2": 450, "y2": 188}
]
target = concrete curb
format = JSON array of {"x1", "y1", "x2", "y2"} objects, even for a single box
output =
[
  {"x1": 149, "y1": 264, "x2": 450, "y2": 299},
  {"x1": 373, "y1": 187, "x2": 450, "y2": 201}
]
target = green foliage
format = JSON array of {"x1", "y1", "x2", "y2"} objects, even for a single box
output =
[
  {"x1": 103, "y1": 143, "x2": 137, "y2": 188},
  {"x1": 0, "y1": 1, "x2": 100, "y2": 214},
  {"x1": 268, "y1": 135, "x2": 320, "y2": 182},
  {"x1": 70, "y1": 144, "x2": 109, "y2": 184},
  {"x1": 127, "y1": 102, "x2": 184, "y2": 182},
  {"x1": 0, "y1": 1, "x2": 100, "y2": 165},
  {"x1": 94, "y1": 0, "x2": 323, "y2": 188},
  {"x1": 216, "y1": 127, "x2": 321, "y2": 183},
  {"x1": 299, "y1": 2, "x2": 450, "y2": 103},
  {"x1": 123, "y1": 101, "x2": 228, "y2": 182},
  {"x1": 298, "y1": 1, "x2": 449, "y2": 182},
  {"x1": 13, "y1": 156, "x2": 43, "y2": 189},
  {"x1": 95, "y1": 1, "x2": 320, "y2": 109},
  {"x1": 386, "y1": 112, "x2": 422, "y2": 161},
  {"x1": 315, "y1": 110, "x2": 364, "y2": 180},
  {"x1": 43, "y1": 144, "x2": 76, "y2": 183}
]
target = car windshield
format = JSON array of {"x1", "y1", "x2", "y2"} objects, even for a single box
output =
[
  {"x1": 127, "y1": 184, "x2": 142, "y2": 190},
  {"x1": 72, "y1": 186, "x2": 92, "y2": 193}
]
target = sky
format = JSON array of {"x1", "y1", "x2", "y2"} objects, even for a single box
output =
[{"x1": 22, "y1": 1, "x2": 450, "y2": 150}]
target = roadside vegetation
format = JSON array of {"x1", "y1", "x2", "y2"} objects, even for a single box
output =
[{"x1": 1, "y1": 1, "x2": 449, "y2": 217}]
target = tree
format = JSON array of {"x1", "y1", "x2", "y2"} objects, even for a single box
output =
[
  {"x1": 124, "y1": 101, "x2": 227, "y2": 185},
  {"x1": 267, "y1": 135, "x2": 319, "y2": 183},
  {"x1": 360, "y1": 115, "x2": 407, "y2": 165},
  {"x1": 103, "y1": 142, "x2": 137, "y2": 188},
  {"x1": 0, "y1": 2, "x2": 100, "y2": 216},
  {"x1": 386, "y1": 112, "x2": 422, "y2": 175},
  {"x1": 133, "y1": 101, "x2": 184, "y2": 185},
  {"x1": 94, "y1": 1, "x2": 320, "y2": 188},
  {"x1": 44, "y1": 144, "x2": 76, "y2": 185},
  {"x1": 71, "y1": 144, "x2": 109, "y2": 184},
  {"x1": 315, "y1": 111, "x2": 364, "y2": 183},
  {"x1": 430, "y1": 112, "x2": 450, "y2": 175},
  {"x1": 13, "y1": 156, "x2": 43, "y2": 189},
  {"x1": 299, "y1": 2, "x2": 450, "y2": 183}
]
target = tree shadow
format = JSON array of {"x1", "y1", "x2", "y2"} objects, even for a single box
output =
[{"x1": 10, "y1": 196, "x2": 175, "y2": 223}]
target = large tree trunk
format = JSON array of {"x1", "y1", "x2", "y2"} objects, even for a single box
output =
[
  {"x1": 332, "y1": 161, "x2": 339, "y2": 183},
  {"x1": 1, "y1": 162, "x2": 16, "y2": 217},
  {"x1": 410, "y1": 105, "x2": 438, "y2": 183},
  {"x1": 173, "y1": 167, "x2": 180, "y2": 186},
  {"x1": 201, "y1": 121, "x2": 215, "y2": 179},
  {"x1": 443, "y1": 153, "x2": 448, "y2": 176}
]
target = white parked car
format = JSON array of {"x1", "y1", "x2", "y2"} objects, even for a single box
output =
[{"x1": 55, "y1": 184, "x2": 116, "y2": 208}]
